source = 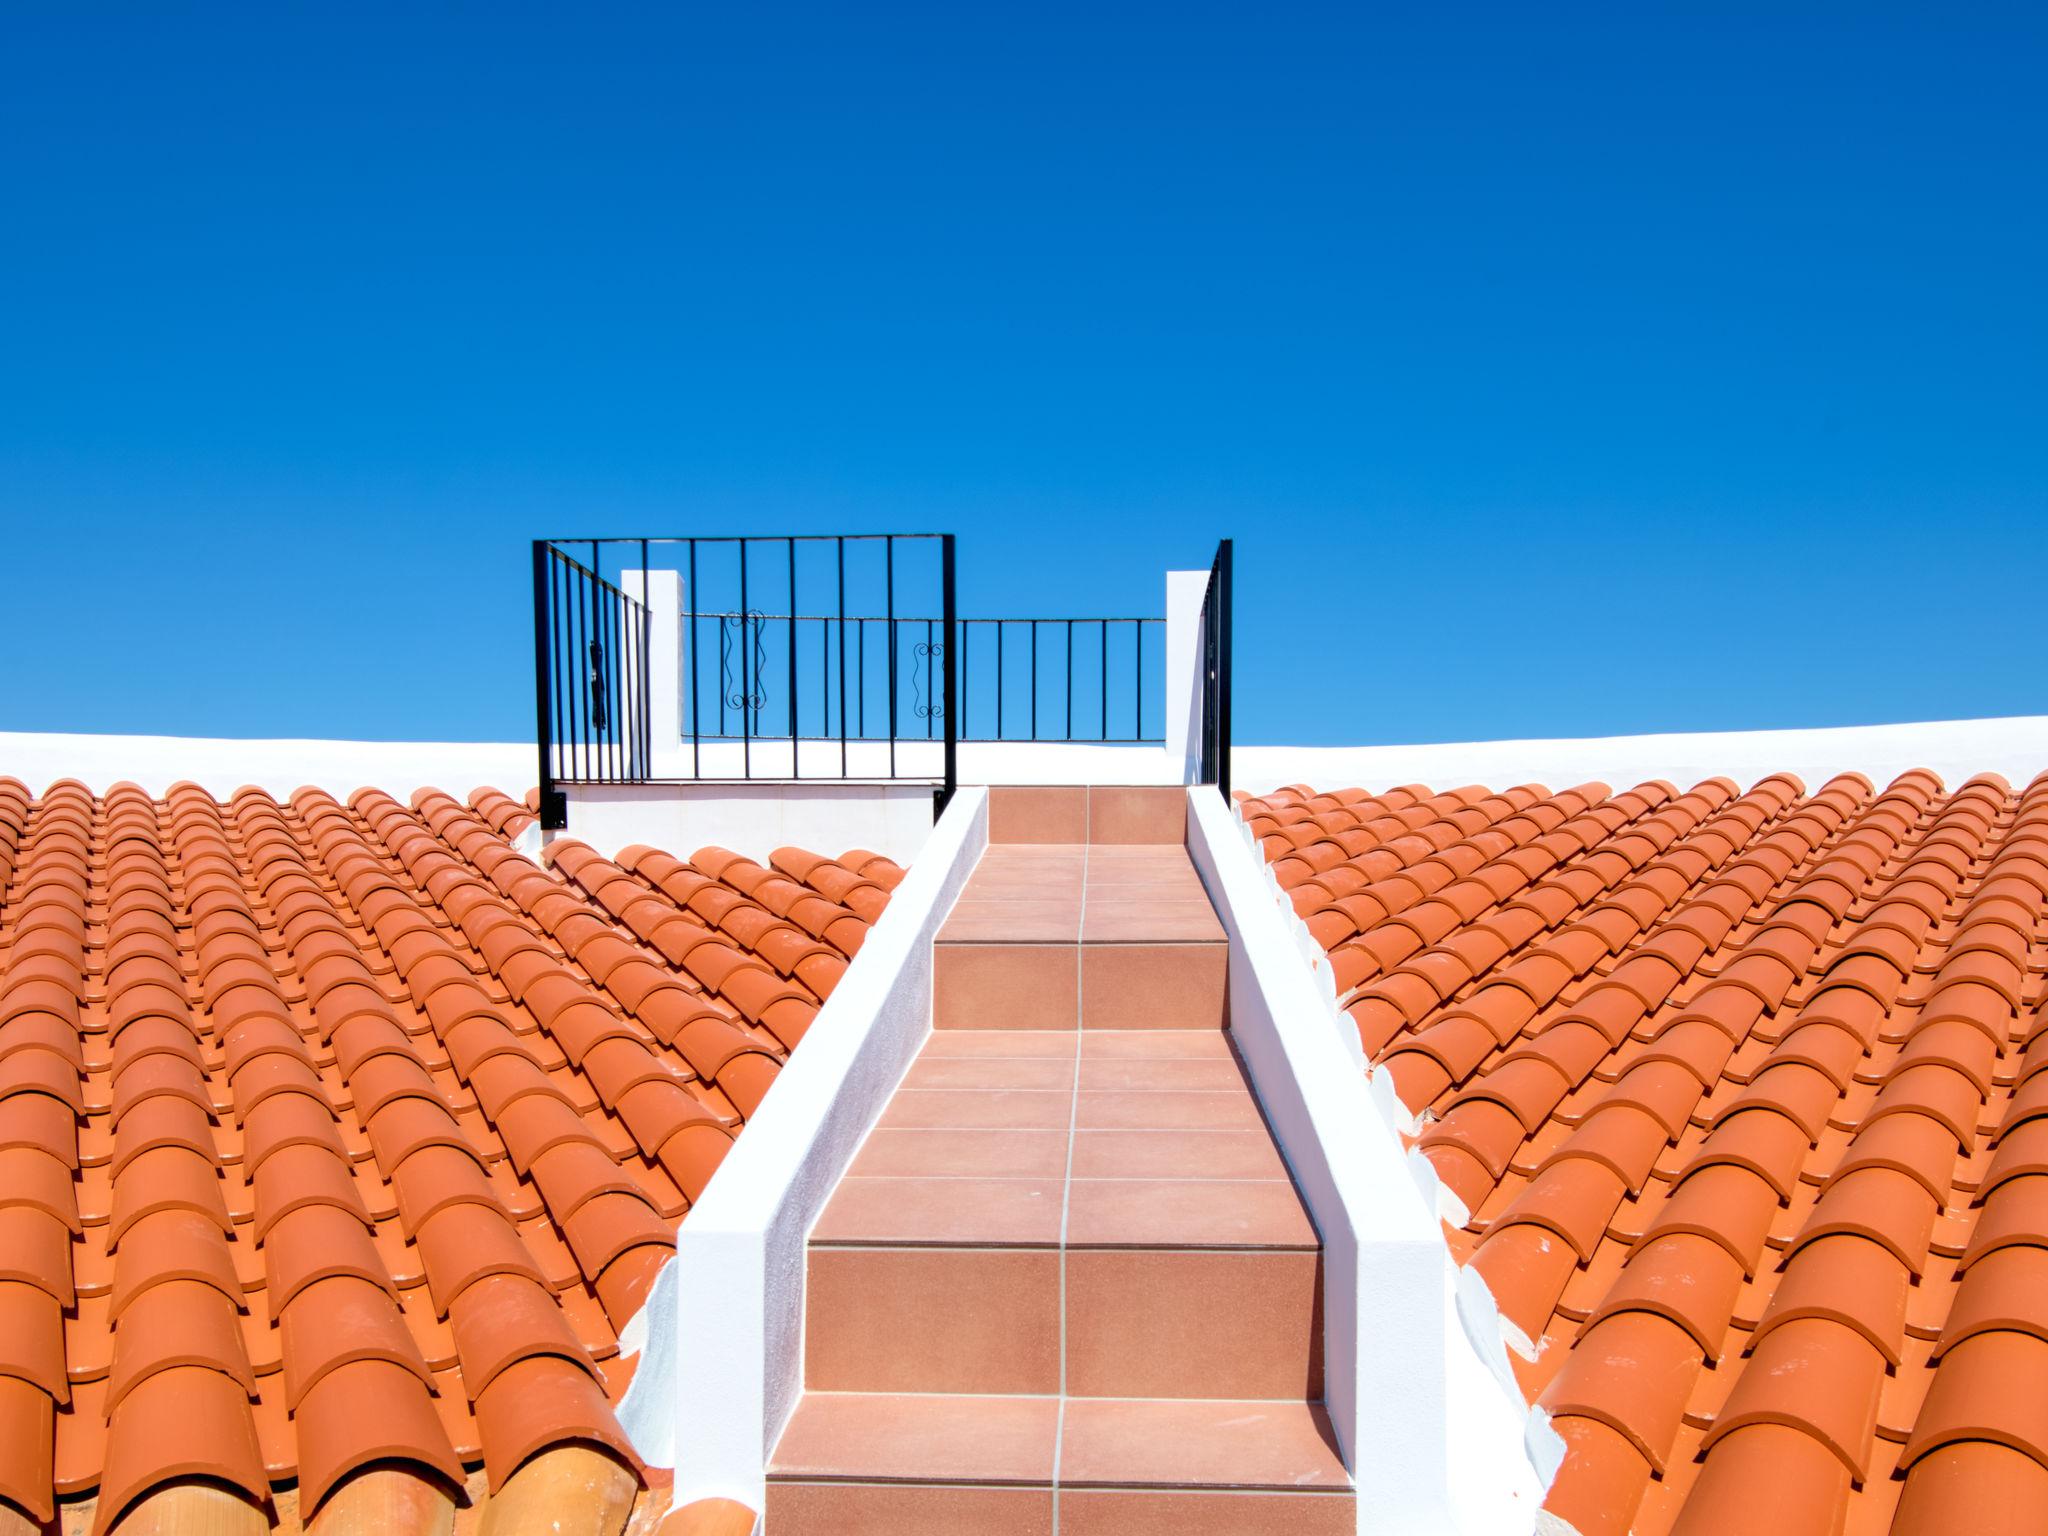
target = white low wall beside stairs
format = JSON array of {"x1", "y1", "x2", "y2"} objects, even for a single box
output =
[
  {"x1": 626, "y1": 786, "x2": 990, "y2": 1518},
  {"x1": 1184, "y1": 785, "x2": 1547, "y2": 1536}
]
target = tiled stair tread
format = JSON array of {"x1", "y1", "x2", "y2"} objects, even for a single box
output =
[
  {"x1": 777, "y1": 818, "x2": 1348, "y2": 1525},
  {"x1": 814, "y1": 1028, "x2": 1316, "y2": 1249},
  {"x1": 770, "y1": 1394, "x2": 1350, "y2": 1492},
  {"x1": 936, "y1": 844, "x2": 1225, "y2": 946}
]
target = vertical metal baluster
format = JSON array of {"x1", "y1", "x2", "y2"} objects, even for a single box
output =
[
  {"x1": 886, "y1": 537, "x2": 897, "y2": 779},
  {"x1": 1031, "y1": 620, "x2": 1038, "y2": 740},
  {"x1": 1065, "y1": 619, "x2": 1073, "y2": 741},
  {"x1": 640, "y1": 537, "x2": 651, "y2": 778},
  {"x1": 740, "y1": 540, "x2": 752, "y2": 780},
  {"x1": 997, "y1": 621, "x2": 1005, "y2": 741},
  {"x1": 688, "y1": 540, "x2": 701, "y2": 780},
  {"x1": 530, "y1": 542, "x2": 556, "y2": 826},
  {"x1": 925, "y1": 618, "x2": 934, "y2": 740},
  {"x1": 1099, "y1": 618, "x2": 1108, "y2": 741},
  {"x1": 837, "y1": 538, "x2": 847, "y2": 775},
  {"x1": 1135, "y1": 620, "x2": 1144, "y2": 742},
  {"x1": 941, "y1": 533, "x2": 957, "y2": 808},
  {"x1": 787, "y1": 538, "x2": 799, "y2": 780}
]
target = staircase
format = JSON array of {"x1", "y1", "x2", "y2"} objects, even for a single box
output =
[{"x1": 766, "y1": 786, "x2": 1354, "y2": 1533}]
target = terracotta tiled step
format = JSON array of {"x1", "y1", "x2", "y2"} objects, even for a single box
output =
[
  {"x1": 767, "y1": 1394, "x2": 1353, "y2": 1535},
  {"x1": 933, "y1": 844, "x2": 1227, "y2": 1029},
  {"x1": 987, "y1": 785, "x2": 1187, "y2": 845},
  {"x1": 806, "y1": 1030, "x2": 1322, "y2": 1400}
]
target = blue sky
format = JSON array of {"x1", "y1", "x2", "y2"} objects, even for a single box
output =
[{"x1": 4, "y1": 4, "x2": 2043, "y2": 748}]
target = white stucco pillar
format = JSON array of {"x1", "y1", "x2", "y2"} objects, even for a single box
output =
[
  {"x1": 1164, "y1": 568, "x2": 1211, "y2": 783},
  {"x1": 619, "y1": 568, "x2": 686, "y2": 778}
]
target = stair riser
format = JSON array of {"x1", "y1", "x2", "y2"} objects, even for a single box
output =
[
  {"x1": 766, "y1": 1482, "x2": 1356, "y2": 1535},
  {"x1": 807, "y1": 1247, "x2": 1061, "y2": 1395},
  {"x1": 1066, "y1": 1248, "x2": 1323, "y2": 1400},
  {"x1": 933, "y1": 942, "x2": 1227, "y2": 1030},
  {"x1": 807, "y1": 1246, "x2": 1319, "y2": 1400}
]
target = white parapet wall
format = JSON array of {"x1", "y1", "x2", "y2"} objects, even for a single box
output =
[
  {"x1": 0, "y1": 730, "x2": 537, "y2": 800},
  {"x1": 627, "y1": 785, "x2": 990, "y2": 1516},
  {"x1": 1234, "y1": 714, "x2": 2048, "y2": 800},
  {"x1": 1184, "y1": 785, "x2": 1545, "y2": 1536}
]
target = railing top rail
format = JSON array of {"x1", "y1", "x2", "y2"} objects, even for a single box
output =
[
  {"x1": 542, "y1": 542, "x2": 640, "y2": 600},
  {"x1": 539, "y1": 532, "x2": 948, "y2": 548}
]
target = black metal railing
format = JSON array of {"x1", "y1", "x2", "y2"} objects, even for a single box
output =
[
  {"x1": 534, "y1": 534, "x2": 956, "y2": 826},
  {"x1": 532, "y1": 542, "x2": 652, "y2": 821},
  {"x1": 1196, "y1": 538, "x2": 1233, "y2": 798},
  {"x1": 956, "y1": 618, "x2": 1165, "y2": 743},
  {"x1": 533, "y1": 532, "x2": 1217, "y2": 829}
]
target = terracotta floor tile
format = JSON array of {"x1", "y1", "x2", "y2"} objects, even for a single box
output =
[
  {"x1": 939, "y1": 901, "x2": 1081, "y2": 943},
  {"x1": 918, "y1": 1031, "x2": 1080, "y2": 1060},
  {"x1": 1083, "y1": 846, "x2": 1195, "y2": 870},
  {"x1": 1077, "y1": 1057, "x2": 1249, "y2": 1092},
  {"x1": 1078, "y1": 1031, "x2": 1237, "y2": 1060},
  {"x1": 1080, "y1": 904, "x2": 1226, "y2": 943},
  {"x1": 934, "y1": 945, "x2": 1079, "y2": 1030},
  {"x1": 812, "y1": 1177, "x2": 1065, "y2": 1246},
  {"x1": 1085, "y1": 786, "x2": 1187, "y2": 844},
  {"x1": 770, "y1": 1392, "x2": 1061, "y2": 1483},
  {"x1": 1069, "y1": 1130, "x2": 1290, "y2": 1181},
  {"x1": 879, "y1": 1088, "x2": 1075, "y2": 1130},
  {"x1": 1065, "y1": 1249, "x2": 1323, "y2": 1399},
  {"x1": 988, "y1": 787, "x2": 1089, "y2": 844},
  {"x1": 1074, "y1": 1089, "x2": 1265, "y2": 1132},
  {"x1": 768, "y1": 1481, "x2": 1055, "y2": 1535},
  {"x1": 1056, "y1": 1398, "x2": 1348, "y2": 1490},
  {"x1": 1057, "y1": 1488, "x2": 1354, "y2": 1535},
  {"x1": 903, "y1": 1057, "x2": 1078, "y2": 1092},
  {"x1": 1080, "y1": 944, "x2": 1227, "y2": 1029},
  {"x1": 1064, "y1": 1179, "x2": 1317, "y2": 1248},
  {"x1": 808, "y1": 1248, "x2": 1060, "y2": 1394},
  {"x1": 850, "y1": 1129, "x2": 1072, "y2": 1179}
]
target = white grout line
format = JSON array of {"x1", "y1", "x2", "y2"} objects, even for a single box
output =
[{"x1": 1047, "y1": 825, "x2": 1089, "y2": 1533}]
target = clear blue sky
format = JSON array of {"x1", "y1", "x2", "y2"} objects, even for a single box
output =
[{"x1": 4, "y1": 4, "x2": 2043, "y2": 748}]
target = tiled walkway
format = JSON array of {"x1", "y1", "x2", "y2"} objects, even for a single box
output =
[{"x1": 767, "y1": 788, "x2": 1354, "y2": 1534}]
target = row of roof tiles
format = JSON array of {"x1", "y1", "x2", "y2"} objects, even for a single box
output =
[
  {"x1": 0, "y1": 777, "x2": 899, "y2": 1532},
  {"x1": 1242, "y1": 769, "x2": 2048, "y2": 1536}
]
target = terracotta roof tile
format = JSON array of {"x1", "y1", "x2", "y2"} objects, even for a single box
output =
[
  {"x1": 0, "y1": 774, "x2": 890, "y2": 1531},
  {"x1": 1242, "y1": 768, "x2": 2048, "y2": 1536}
]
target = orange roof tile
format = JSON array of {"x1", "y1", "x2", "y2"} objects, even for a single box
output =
[
  {"x1": 0, "y1": 774, "x2": 898, "y2": 1532},
  {"x1": 1240, "y1": 769, "x2": 2048, "y2": 1536}
]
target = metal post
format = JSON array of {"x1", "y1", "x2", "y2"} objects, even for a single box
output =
[
  {"x1": 1216, "y1": 539, "x2": 1233, "y2": 800},
  {"x1": 688, "y1": 539, "x2": 701, "y2": 780},
  {"x1": 530, "y1": 542, "x2": 566, "y2": 830},
  {"x1": 787, "y1": 538, "x2": 799, "y2": 779},
  {"x1": 940, "y1": 532, "x2": 958, "y2": 813}
]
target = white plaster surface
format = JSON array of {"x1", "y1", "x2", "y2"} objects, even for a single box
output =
[
  {"x1": 658, "y1": 786, "x2": 990, "y2": 1514},
  {"x1": 1185, "y1": 786, "x2": 1543, "y2": 1535},
  {"x1": 560, "y1": 781, "x2": 944, "y2": 866},
  {"x1": 1163, "y1": 567, "x2": 1211, "y2": 781},
  {"x1": 1235, "y1": 713, "x2": 2048, "y2": 800},
  {"x1": 0, "y1": 731, "x2": 535, "y2": 800}
]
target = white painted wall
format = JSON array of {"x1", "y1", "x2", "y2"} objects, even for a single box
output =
[
  {"x1": 646, "y1": 786, "x2": 990, "y2": 1515},
  {"x1": 618, "y1": 567, "x2": 686, "y2": 779},
  {"x1": 561, "y1": 781, "x2": 943, "y2": 866},
  {"x1": 0, "y1": 731, "x2": 536, "y2": 801},
  {"x1": 1163, "y1": 567, "x2": 1211, "y2": 781},
  {"x1": 1184, "y1": 786, "x2": 1543, "y2": 1536},
  {"x1": 1234, "y1": 713, "x2": 2048, "y2": 799}
]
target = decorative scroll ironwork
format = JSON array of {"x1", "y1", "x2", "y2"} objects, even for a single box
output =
[
  {"x1": 586, "y1": 639, "x2": 609, "y2": 733},
  {"x1": 720, "y1": 610, "x2": 768, "y2": 729},
  {"x1": 913, "y1": 638, "x2": 945, "y2": 721}
]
